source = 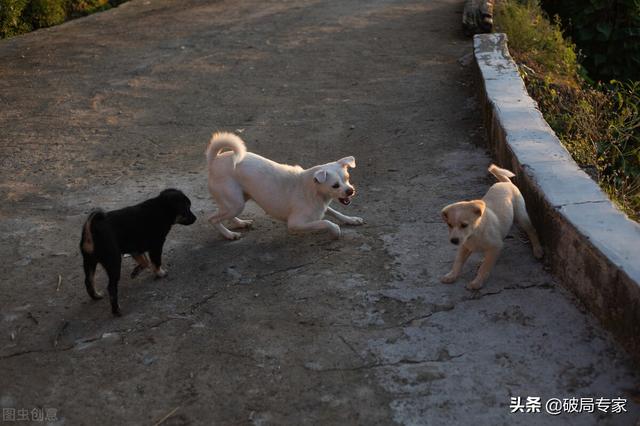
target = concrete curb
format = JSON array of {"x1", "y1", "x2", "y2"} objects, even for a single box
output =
[{"x1": 473, "y1": 33, "x2": 640, "y2": 360}]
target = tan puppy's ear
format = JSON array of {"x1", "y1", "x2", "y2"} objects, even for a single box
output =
[
  {"x1": 441, "y1": 207, "x2": 449, "y2": 223},
  {"x1": 471, "y1": 200, "x2": 486, "y2": 217},
  {"x1": 314, "y1": 169, "x2": 327, "y2": 183},
  {"x1": 338, "y1": 156, "x2": 356, "y2": 169}
]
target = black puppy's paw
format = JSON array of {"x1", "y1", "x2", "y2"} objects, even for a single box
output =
[
  {"x1": 112, "y1": 307, "x2": 122, "y2": 317},
  {"x1": 90, "y1": 291, "x2": 104, "y2": 300},
  {"x1": 130, "y1": 264, "x2": 145, "y2": 279},
  {"x1": 154, "y1": 267, "x2": 168, "y2": 279}
]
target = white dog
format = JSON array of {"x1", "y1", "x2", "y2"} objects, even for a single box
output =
[
  {"x1": 440, "y1": 164, "x2": 543, "y2": 290},
  {"x1": 205, "y1": 132, "x2": 364, "y2": 240}
]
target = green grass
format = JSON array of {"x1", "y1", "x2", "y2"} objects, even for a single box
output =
[
  {"x1": 494, "y1": 0, "x2": 640, "y2": 220},
  {"x1": 0, "y1": 0, "x2": 121, "y2": 39},
  {"x1": 494, "y1": 0, "x2": 578, "y2": 84}
]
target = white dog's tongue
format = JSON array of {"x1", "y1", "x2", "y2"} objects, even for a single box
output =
[{"x1": 339, "y1": 197, "x2": 351, "y2": 206}]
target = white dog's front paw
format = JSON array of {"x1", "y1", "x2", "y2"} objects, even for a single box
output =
[
  {"x1": 440, "y1": 272, "x2": 457, "y2": 284},
  {"x1": 344, "y1": 216, "x2": 364, "y2": 226}
]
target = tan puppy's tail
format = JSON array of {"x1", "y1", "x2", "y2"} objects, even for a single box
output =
[
  {"x1": 81, "y1": 209, "x2": 106, "y2": 254},
  {"x1": 488, "y1": 164, "x2": 516, "y2": 183},
  {"x1": 206, "y1": 131, "x2": 247, "y2": 168}
]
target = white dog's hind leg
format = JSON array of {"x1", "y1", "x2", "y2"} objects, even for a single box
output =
[
  {"x1": 513, "y1": 196, "x2": 543, "y2": 259},
  {"x1": 230, "y1": 217, "x2": 254, "y2": 229},
  {"x1": 208, "y1": 212, "x2": 242, "y2": 240},
  {"x1": 208, "y1": 183, "x2": 247, "y2": 240},
  {"x1": 325, "y1": 207, "x2": 364, "y2": 225},
  {"x1": 288, "y1": 218, "x2": 341, "y2": 239}
]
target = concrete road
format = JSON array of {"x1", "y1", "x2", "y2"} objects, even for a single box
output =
[{"x1": 0, "y1": 0, "x2": 638, "y2": 424}]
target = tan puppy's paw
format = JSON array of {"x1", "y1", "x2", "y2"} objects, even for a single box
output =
[
  {"x1": 441, "y1": 272, "x2": 458, "y2": 284},
  {"x1": 466, "y1": 279, "x2": 483, "y2": 290}
]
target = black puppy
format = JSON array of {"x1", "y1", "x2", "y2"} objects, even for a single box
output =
[{"x1": 80, "y1": 189, "x2": 196, "y2": 316}]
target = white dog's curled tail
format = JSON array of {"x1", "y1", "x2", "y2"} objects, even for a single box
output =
[
  {"x1": 488, "y1": 164, "x2": 516, "y2": 183},
  {"x1": 206, "y1": 132, "x2": 247, "y2": 167}
]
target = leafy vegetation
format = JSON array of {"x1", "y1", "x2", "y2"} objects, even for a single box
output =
[
  {"x1": 494, "y1": 0, "x2": 640, "y2": 220},
  {"x1": 542, "y1": 0, "x2": 640, "y2": 82},
  {"x1": 491, "y1": 0, "x2": 578, "y2": 83},
  {"x1": 0, "y1": 0, "x2": 124, "y2": 38}
]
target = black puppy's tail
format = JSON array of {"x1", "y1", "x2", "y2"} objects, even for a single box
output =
[{"x1": 81, "y1": 209, "x2": 106, "y2": 254}]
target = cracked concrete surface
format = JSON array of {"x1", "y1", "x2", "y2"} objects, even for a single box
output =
[{"x1": 0, "y1": 0, "x2": 638, "y2": 424}]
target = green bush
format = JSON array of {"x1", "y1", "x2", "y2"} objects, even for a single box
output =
[
  {"x1": 68, "y1": 0, "x2": 111, "y2": 18},
  {"x1": 0, "y1": 0, "x2": 31, "y2": 37},
  {"x1": 603, "y1": 81, "x2": 640, "y2": 213},
  {"x1": 494, "y1": 0, "x2": 578, "y2": 83},
  {"x1": 495, "y1": 0, "x2": 640, "y2": 220},
  {"x1": 542, "y1": 0, "x2": 640, "y2": 82},
  {"x1": 26, "y1": 0, "x2": 66, "y2": 28},
  {"x1": 0, "y1": 0, "x2": 125, "y2": 38}
]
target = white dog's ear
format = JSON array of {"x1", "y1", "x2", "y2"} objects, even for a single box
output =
[
  {"x1": 338, "y1": 156, "x2": 356, "y2": 169},
  {"x1": 314, "y1": 169, "x2": 327, "y2": 183}
]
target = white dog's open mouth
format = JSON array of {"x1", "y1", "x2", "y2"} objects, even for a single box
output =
[{"x1": 339, "y1": 197, "x2": 352, "y2": 206}]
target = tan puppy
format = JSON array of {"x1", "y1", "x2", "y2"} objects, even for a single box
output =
[{"x1": 441, "y1": 164, "x2": 543, "y2": 290}]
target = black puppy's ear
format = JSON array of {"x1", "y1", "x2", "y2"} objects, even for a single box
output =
[{"x1": 160, "y1": 188, "x2": 180, "y2": 198}]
